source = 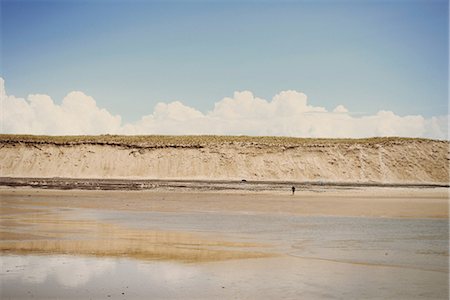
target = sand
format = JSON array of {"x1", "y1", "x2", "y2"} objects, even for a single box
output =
[
  {"x1": 1, "y1": 136, "x2": 448, "y2": 184},
  {"x1": 1, "y1": 186, "x2": 448, "y2": 261},
  {"x1": 1, "y1": 135, "x2": 448, "y2": 298},
  {"x1": 1, "y1": 187, "x2": 448, "y2": 299},
  {"x1": 1, "y1": 186, "x2": 447, "y2": 218}
]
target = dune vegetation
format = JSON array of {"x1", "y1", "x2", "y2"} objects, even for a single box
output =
[{"x1": 0, "y1": 134, "x2": 438, "y2": 147}]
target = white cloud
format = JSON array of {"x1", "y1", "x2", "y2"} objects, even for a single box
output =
[
  {"x1": 0, "y1": 78, "x2": 447, "y2": 139},
  {"x1": 333, "y1": 105, "x2": 348, "y2": 113},
  {"x1": 0, "y1": 78, "x2": 122, "y2": 135}
]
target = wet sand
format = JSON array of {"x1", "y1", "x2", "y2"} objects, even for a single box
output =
[
  {"x1": 1, "y1": 187, "x2": 448, "y2": 299},
  {"x1": 0, "y1": 185, "x2": 448, "y2": 218}
]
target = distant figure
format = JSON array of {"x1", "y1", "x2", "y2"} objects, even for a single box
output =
[{"x1": 291, "y1": 186, "x2": 296, "y2": 195}]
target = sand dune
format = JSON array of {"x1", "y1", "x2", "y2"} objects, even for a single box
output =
[{"x1": 0, "y1": 135, "x2": 448, "y2": 184}]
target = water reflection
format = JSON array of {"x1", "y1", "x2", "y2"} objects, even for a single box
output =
[
  {"x1": 1, "y1": 254, "x2": 204, "y2": 299},
  {"x1": 1, "y1": 254, "x2": 448, "y2": 299},
  {"x1": 2, "y1": 255, "x2": 116, "y2": 287}
]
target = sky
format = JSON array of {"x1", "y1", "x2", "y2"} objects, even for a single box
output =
[{"x1": 0, "y1": 0, "x2": 449, "y2": 138}]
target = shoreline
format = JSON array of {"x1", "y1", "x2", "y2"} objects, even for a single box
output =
[
  {"x1": 1, "y1": 184, "x2": 448, "y2": 219},
  {"x1": 1, "y1": 177, "x2": 448, "y2": 192}
]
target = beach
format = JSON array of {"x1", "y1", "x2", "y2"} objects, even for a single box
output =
[
  {"x1": 3, "y1": 0, "x2": 449, "y2": 297},
  {"x1": 1, "y1": 130, "x2": 448, "y2": 299},
  {"x1": 1, "y1": 186, "x2": 448, "y2": 299}
]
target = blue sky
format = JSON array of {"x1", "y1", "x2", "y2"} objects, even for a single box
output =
[{"x1": 1, "y1": 0, "x2": 448, "y2": 124}]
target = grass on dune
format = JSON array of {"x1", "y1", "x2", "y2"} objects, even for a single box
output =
[{"x1": 0, "y1": 134, "x2": 439, "y2": 147}]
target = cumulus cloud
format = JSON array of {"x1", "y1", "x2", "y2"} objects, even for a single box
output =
[
  {"x1": 0, "y1": 78, "x2": 122, "y2": 135},
  {"x1": 0, "y1": 78, "x2": 447, "y2": 139},
  {"x1": 333, "y1": 105, "x2": 348, "y2": 113}
]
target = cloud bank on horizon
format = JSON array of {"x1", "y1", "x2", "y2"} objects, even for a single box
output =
[{"x1": 1, "y1": 78, "x2": 447, "y2": 139}]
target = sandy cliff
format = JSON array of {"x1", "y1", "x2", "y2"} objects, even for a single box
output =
[{"x1": 0, "y1": 135, "x2": 448, "y2": 184}]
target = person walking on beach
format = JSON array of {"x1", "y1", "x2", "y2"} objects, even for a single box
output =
[{"x1": 291, "y1": 186, "x2": 296, "y2": 195}]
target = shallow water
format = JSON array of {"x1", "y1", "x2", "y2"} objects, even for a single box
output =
[
  {"x1": 1, "y1": 253, "x2": 447, "y2": 299},
  {"x1": 87, "y1": 210, "x2": 449, "y2": 272}
]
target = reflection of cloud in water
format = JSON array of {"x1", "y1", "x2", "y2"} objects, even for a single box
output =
[
  {"x1": 136, "y1": 261, "x2": 200, "y2": 284},
  {"x1": 1, "y1": 255, "x2": 116, "y2": 287},
  {"x1": 2, "y1": 254, "x2": 201, "y2": 289}
]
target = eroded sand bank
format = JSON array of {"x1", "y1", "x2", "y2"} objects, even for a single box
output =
[{"x1": 1, "y1": 136, "x2": 448, "y2": 184}]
